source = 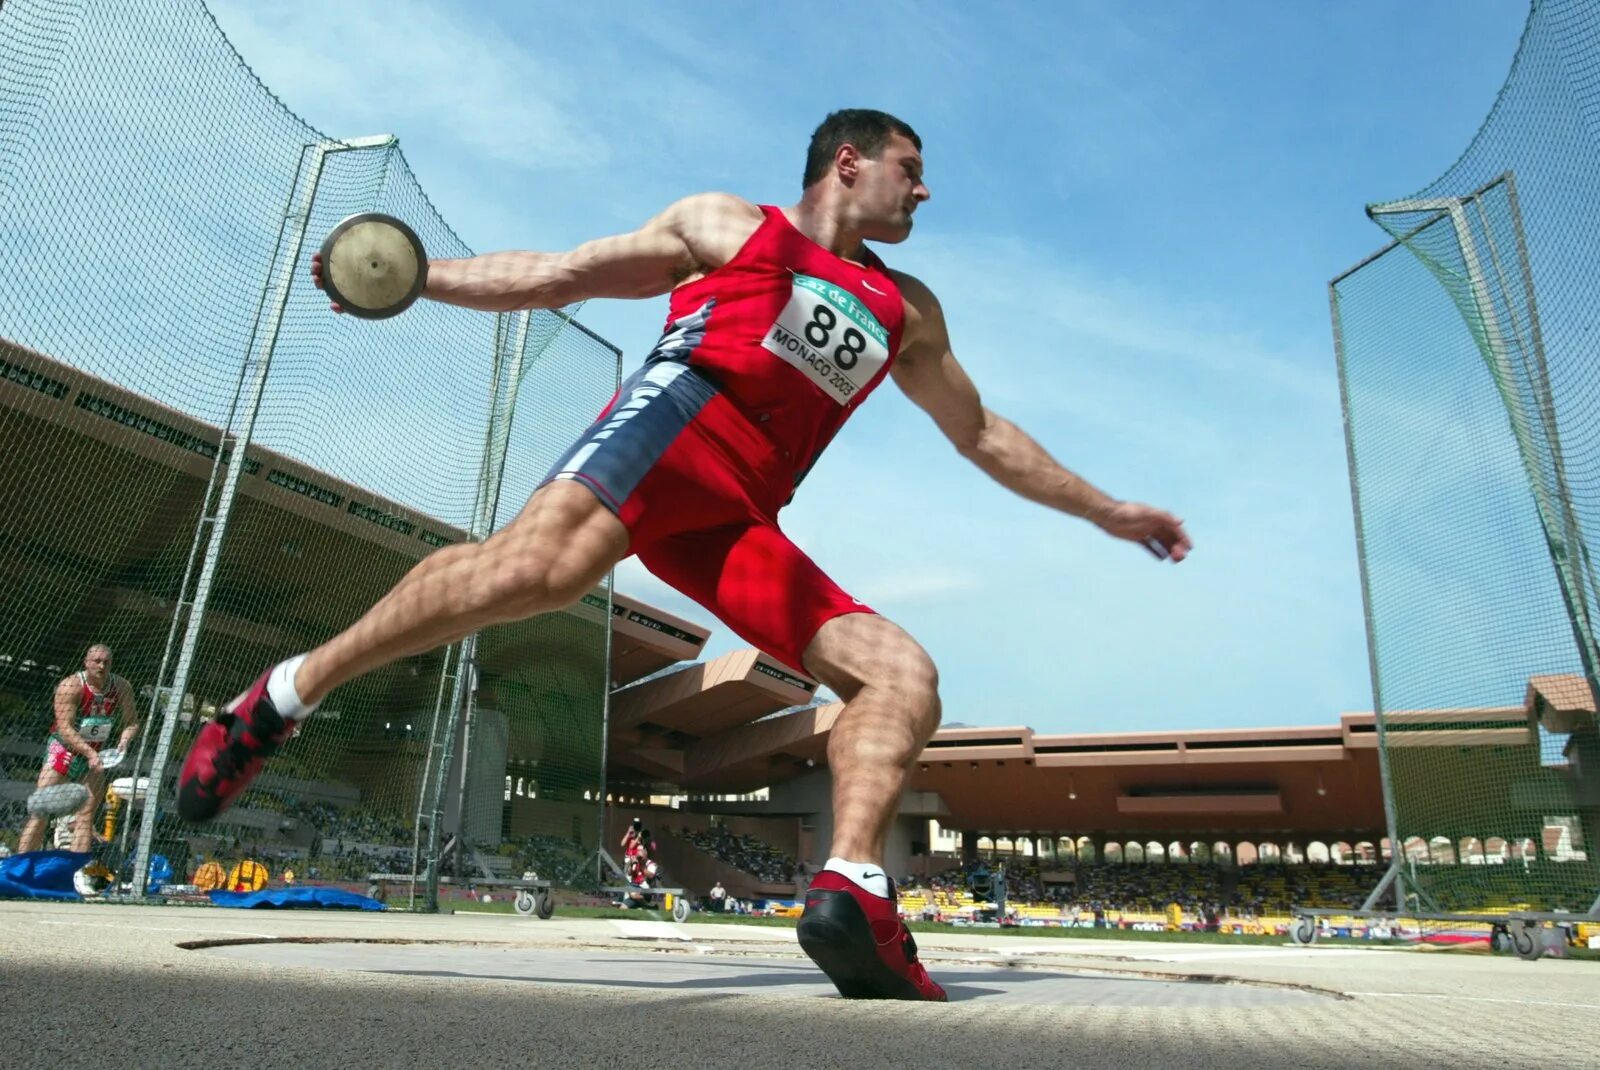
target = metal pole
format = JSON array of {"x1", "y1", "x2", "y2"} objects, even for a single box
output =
[
  {"x1": 1329, "y1": 278, "x2": 1411, "y2": 915},
  {"x1": 418, "y1": 642, "x2": 462, "y2": 911},
  {"x1": 449, "y1": 312, "x2": 531, "y2": 872},
  {"x1": 410, "y1": 643, "x2": 460, "y2": 910},
  {"x1": 595, "y1": 342, "x2": 622, "y2": 882},
  {"x1": 130, "y1": 134, "x2": 396, "y2": 898},
  {"x1": 420, "y1": 309, "x2": 529, "y2": 903},
  {"x1": 1489, "y1": 176, "x2": 1600, "y2": 701}
]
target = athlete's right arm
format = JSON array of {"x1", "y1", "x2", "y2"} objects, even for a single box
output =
[
  {"x1": 51, "y1": 677, "x2": 100, "y2": 769},
  {"x1": 417, "y1": 193, "x2": 758, "y2": 313}
]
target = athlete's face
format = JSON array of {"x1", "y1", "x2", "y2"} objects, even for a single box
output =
[
  {"x1": 852, "y1": 134, "x2": 929, "y2": 243},
  {"x1": 83, "y1": 646, "x2": 111, "y2": 681}
]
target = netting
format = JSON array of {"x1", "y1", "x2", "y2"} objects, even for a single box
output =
[
  {"x1": 0, "y1": 0, "x2": 620, "y2": 906},
  {"x1": 1333, "y1": 0, "x2": 1600, "y2": 914}
]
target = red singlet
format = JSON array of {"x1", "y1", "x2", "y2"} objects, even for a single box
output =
[{"x1": 542, "y1": 205, "x2": 908, "y2": 672}]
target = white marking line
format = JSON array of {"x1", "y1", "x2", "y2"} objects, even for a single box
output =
[
  {"x1": 34, "y1": 919, "x2": 278, "y2": 939},
  {"x1": 1350, "y1": 991, "x2": 1600, "y2": 1011},
  {"x1": 451, "y1": 909, "x2": 527, "y2": 917},
  {"x1": 611, "y1": 920, "x2": 692, "y2": 942},
  {"x1": 1132, "y1": 948, "x2": 1381, "y2": 962}
]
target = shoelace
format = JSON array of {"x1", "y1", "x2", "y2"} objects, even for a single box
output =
[{"x1": 209, "y1": 715, "x2": 281, "y2": 782}]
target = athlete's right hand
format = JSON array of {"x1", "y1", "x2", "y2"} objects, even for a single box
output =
[{"x1": 309, "y1": 252, "x2": 345, "y2": 315}]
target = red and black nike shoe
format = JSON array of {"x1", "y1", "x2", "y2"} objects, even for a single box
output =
[
  {"x1": 177, "y1": 669, "x2": 291, "y2": 823},
  {"x1": 797, "y1": 870, "x2": 948, "y2": 1001}
]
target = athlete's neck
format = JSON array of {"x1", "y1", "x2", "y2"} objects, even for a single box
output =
[{"x1": 783, "y1": 201, "x2": 870, "y2": 266}]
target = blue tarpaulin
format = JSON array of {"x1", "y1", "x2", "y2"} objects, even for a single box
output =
[
  {"x1": 209, "y1": 886, "x2": 385, "y2": 910},
  {"x1": 0, "y1": 850, "x2": 92, "y2": 900}
]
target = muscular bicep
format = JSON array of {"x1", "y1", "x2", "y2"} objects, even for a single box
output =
[
  {"x1": 53, "y1": 679, "x2": 80, "y2": 731},
  {"x1": 889, "y1": 279, "x2": 988, "y2": 453},
  {"x1": 553, "y1": 192, "x2": 758, "y2": 303},
  {"x1": 555, "y1": 215, "x2": 696, "y2": 301},
  {"x1": 118, "y1": 679, "x2": 140, "y2": 723}
]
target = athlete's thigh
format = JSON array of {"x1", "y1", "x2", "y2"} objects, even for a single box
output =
[
  {"x1": 488, "y1": 478, "x2": 631, "y2": 593},
  {"x1": 33, "y1": 759, "x2": 66, "y2": 790},
  {"x1": 801, "y1": 611, "x2": 937, "y2": 704},
  {"x1": 637, "y1": 520, "x2": 869, "y2": 675},
  {"x1": 539, "y1": 361, "x2": 788, "y2": 550}
]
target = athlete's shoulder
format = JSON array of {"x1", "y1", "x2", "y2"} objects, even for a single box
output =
[
  {"x1": 659, "y1": 192, "x2": 763, "y2": 232},
  {"x1": 883, "y1": 268, "x2": 939, "y2": 310},
  {"x1": 659, "y1": 193, "x2": 765, "y2": 274},
  {"x1": 883, "y1": 269, "x2": 947, "y2": 353}
]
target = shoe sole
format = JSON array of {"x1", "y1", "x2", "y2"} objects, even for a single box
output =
[
  {"x1": 176, "y1": 779, "x2": 224, "y2": 823},
  {"x1": 797, "y1": 889, "x2": 930, "y2": 1000}
]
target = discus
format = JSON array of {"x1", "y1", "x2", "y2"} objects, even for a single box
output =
[
  {"x1": 27, "y1": 782, "x2": 90, "y2": 818},
  {"x1": 98, "y1": 747, "x2": 126, "y2": 772},
  {"x1": 318, "y1": 212, "x2": 428, "y2": 319}
]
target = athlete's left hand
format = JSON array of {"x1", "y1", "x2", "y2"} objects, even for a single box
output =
[{"x1": 1094, "y1": 501, "x2": 1192, "y2": 563}]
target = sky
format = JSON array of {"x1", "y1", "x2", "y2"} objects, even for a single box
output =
[{"x1": 198, "y1": 0, "x2": 1534, "y2": 734}]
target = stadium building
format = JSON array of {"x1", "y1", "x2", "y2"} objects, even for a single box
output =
[{"x1": 3, "y1": 337, "x2": 1594, "y2": 918}]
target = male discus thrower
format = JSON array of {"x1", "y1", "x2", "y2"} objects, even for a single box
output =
[{"x1": 316, "y1": 213, "x2": 429, "y2": 319}]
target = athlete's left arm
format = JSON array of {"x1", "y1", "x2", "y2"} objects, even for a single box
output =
[
  {"x1": 888, "y1": 273, "x2": 1191, "y2": 561},
  {"x1": 115, "y1": 675, "x2": 140, "y2": 749}
]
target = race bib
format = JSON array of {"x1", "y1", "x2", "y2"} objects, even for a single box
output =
[
  {"x1": 762, "y1": 274, "x2": 890, "y2": 405},
  {"x1": 80, "y1": 716, "x2": 113, "y2": 742}
]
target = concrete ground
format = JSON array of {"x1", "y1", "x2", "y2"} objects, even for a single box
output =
[{"x1": 1, "y1": 901, "x2": 1594, "y2": 1068}]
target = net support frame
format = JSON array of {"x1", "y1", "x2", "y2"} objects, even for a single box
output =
[
  {"x1": 1330, "y1": 169, "x2": 1600, "y2": 921},
  {"x1": 128, "y1": 133, "x2": 397, "y2": 899}
]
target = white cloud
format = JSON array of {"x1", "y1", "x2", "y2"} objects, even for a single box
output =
[{"x1": 207, "y1": 0, "x2": 607, "y2": 171}]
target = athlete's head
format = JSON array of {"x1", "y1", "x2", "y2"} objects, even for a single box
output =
[
  {"x1": 83, "y1": 644, "x2": 112, "y2": 678},
  {"x1": 803, "y1": 109, "x2": 928, "y2": 243}
]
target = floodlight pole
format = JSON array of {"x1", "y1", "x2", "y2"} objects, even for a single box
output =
[{"x1": 130, "y1": 135, "x2": 396, "y2": 900}]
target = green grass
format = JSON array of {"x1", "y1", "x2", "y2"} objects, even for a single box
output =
[{"x1": 446, "y1": 900, "x2": 1380, "y2": 945}]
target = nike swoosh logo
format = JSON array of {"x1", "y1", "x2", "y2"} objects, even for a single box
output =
[
  {"x1": 862, "y1": 870, "x2": 883, "y2": 880},
  {"x1": 862, "y1": 280, "x2": 887, "y2": 295}
]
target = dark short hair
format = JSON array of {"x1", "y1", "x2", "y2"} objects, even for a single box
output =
[{"x1": 803, "y1": 109, "x2": 921, "y2": 189}]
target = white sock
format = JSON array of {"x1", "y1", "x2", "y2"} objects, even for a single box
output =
[
  {"x1": 266, "y1": 654, "x2": 318, "y2": 722},
  {"x1": 824, "y1": 857, "x2": 889, "y2": 898}
]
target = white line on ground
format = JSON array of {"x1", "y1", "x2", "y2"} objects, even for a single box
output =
[
  {"x1": 450, "y1": 910, "x2": 527, "y2": 917},
  {"x1": 1127, "y1": 948, "x2": 1384, "y2": 962},
  {"x1": 33, "y1": 919, "x2": 277, "y2": 938},
  {"x1": 611, "y1": 920, "x2": 693, "y2": 941},
  {"x1": 1349, "y1": 992, "x2": 1600, "y2": 1010}
]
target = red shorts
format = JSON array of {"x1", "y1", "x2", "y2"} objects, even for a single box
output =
[{"x1": 541, "y1": 361, "x2": 871, "y2": 672}]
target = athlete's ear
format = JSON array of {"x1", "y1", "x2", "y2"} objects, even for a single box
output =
[{"x1": 835, "y1": 143, "x2": 861, "y2": 185}]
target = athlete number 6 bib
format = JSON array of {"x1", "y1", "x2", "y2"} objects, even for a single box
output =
[{"x1": 762, "y1": 274, "x2": 889, "y2": 405}]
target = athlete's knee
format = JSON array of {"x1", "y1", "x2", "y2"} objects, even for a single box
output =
[
  {"x1": 880, "y1": 627, "x2": 939, "y2": 688},
  {"x1": 865, "y1": 628, "x2": 942, "y2": 733}
]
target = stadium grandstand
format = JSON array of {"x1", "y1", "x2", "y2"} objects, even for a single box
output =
[{"x1": 2, "y1": 336, "x2": 1592, "y2": 928}]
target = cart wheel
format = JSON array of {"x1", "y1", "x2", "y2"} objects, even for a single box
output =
[
  {"x1": 514, "y1": 890, "x2": 536, "y2": 916},
  {"x1": 1511, "y1": 923, "x2": 1542, "y2": 961},
  {"x1": 672, "y1": 897, "x2": 691, "y2": 923},
  {"x1": 1489, "y1": 924, "x2": 1512, "y2": 954},
  {"x1": 1290, "y1": 916, "x2": 1316, "y2": 946},
  {"x1": 366, "y1": 883, "x2": 386, "y2": 904},
  {"x1": 535, "y1": 891, "x2": 554, "y2": 919}
]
